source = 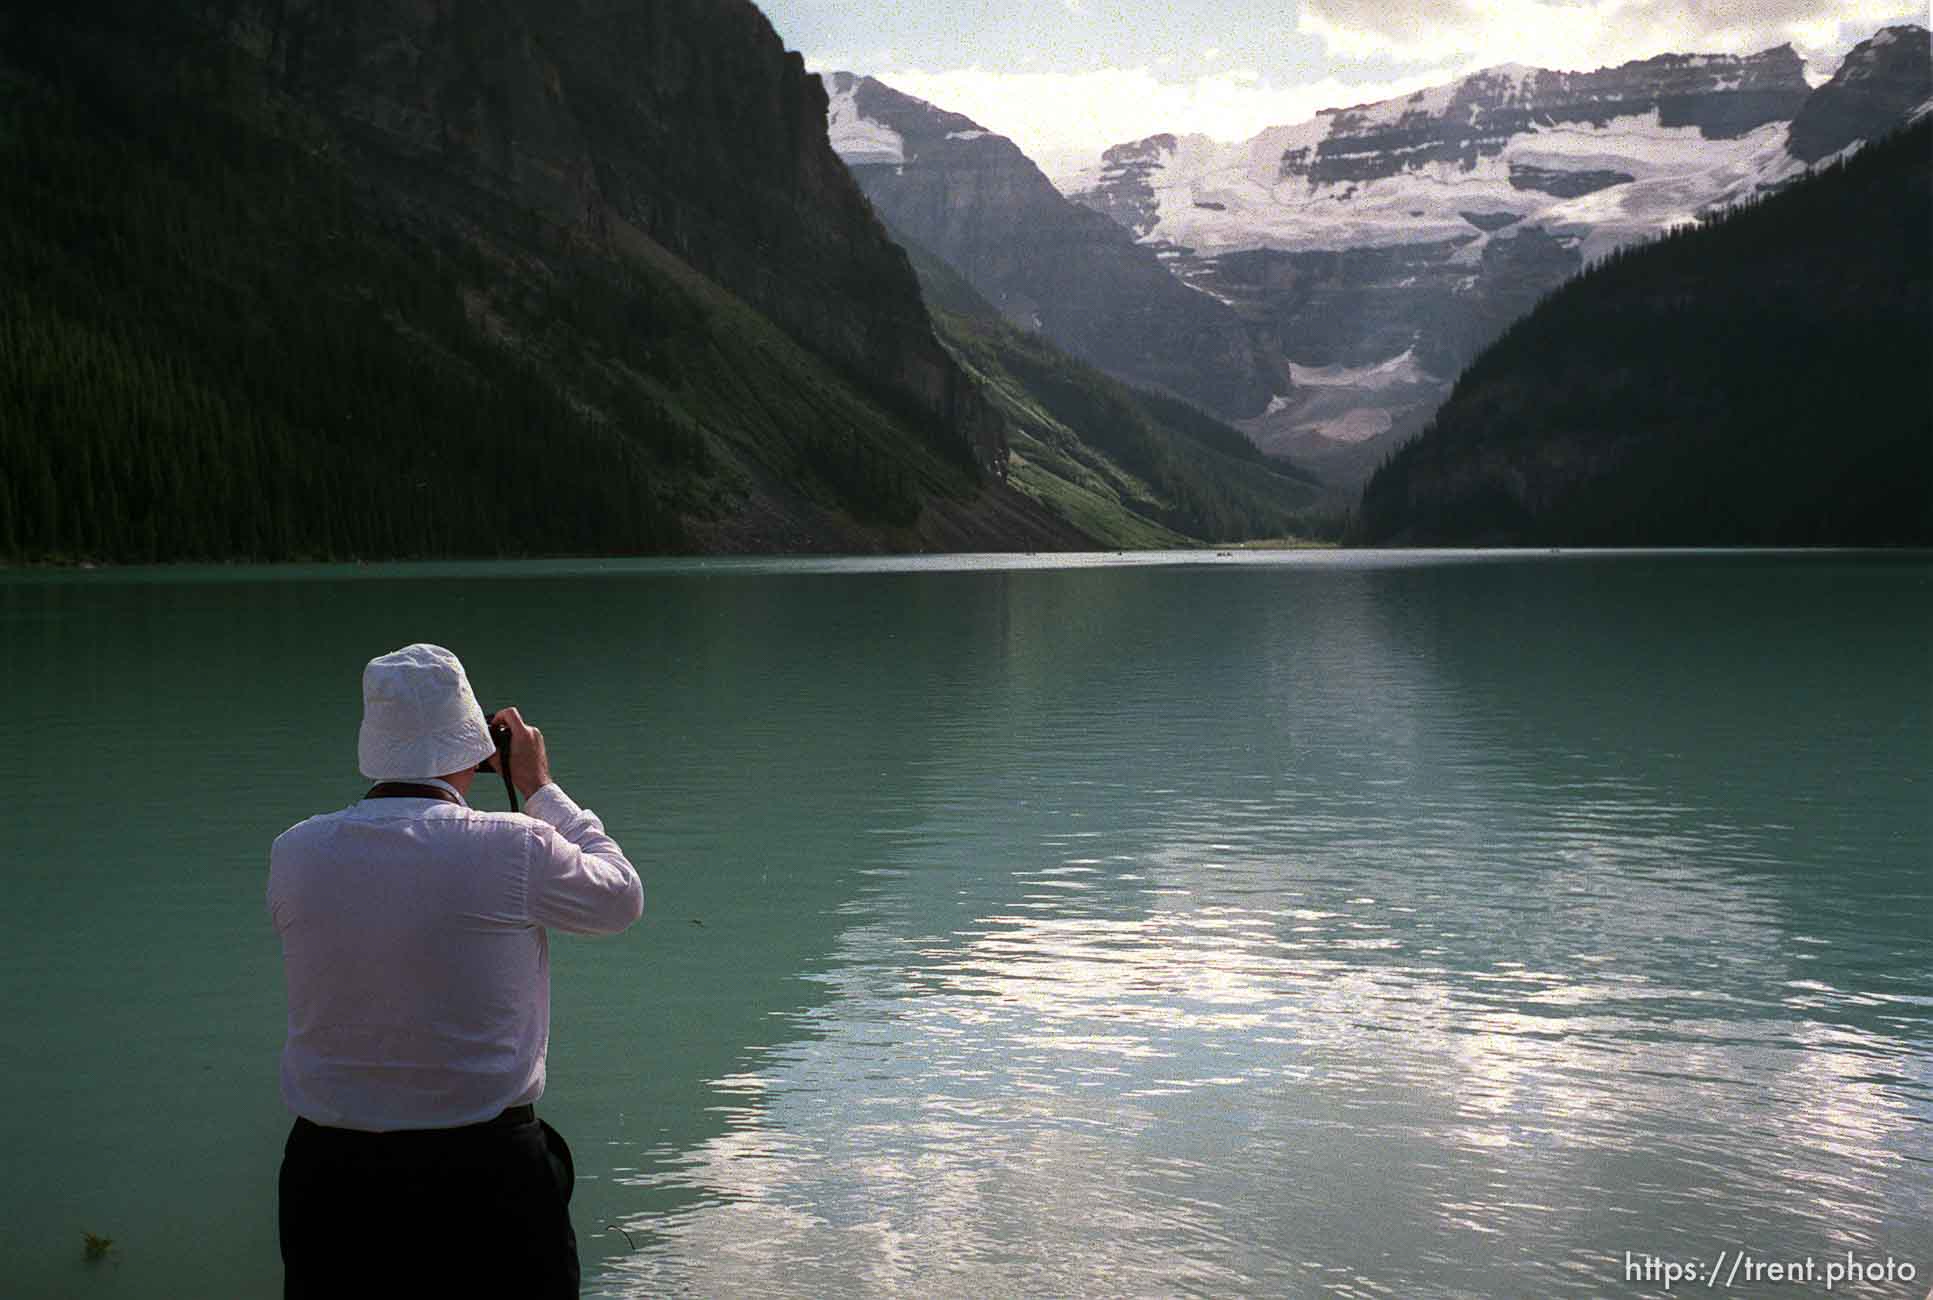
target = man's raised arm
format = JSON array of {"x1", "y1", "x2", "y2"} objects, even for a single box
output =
[
  {"x1": 492, "y1": 706, "x2": 643, "y2": 935},
  {"x1": 523, "y1": 783, "x2": 641, "y2": 934}
]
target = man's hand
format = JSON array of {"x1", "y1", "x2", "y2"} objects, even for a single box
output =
[{"x1": 485, "y1": 706, "x2": 554, "y2": 799}]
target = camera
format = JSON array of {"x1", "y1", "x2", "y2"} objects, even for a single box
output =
[
  {"x1": 474, "y1": 709, "x2": 520, "y2": 811},
  {"x1": 476, "y1": 710, "x2": 511, "y2": 773}
]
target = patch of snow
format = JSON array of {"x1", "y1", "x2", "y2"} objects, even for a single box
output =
[
  {"x1": 1510, "y1": 109, "x2": 1738, "y2": 169},
  {"x1": 1304, "y1": 407, "x2": 1395, "y2": 443},
  {"x1": 1264, "y1": 394, "x2": 1293, "y2": 416},
  {"x1": 1113, "y1": 107, "x2": 1805, "y2": 261},
  {"x1": 1288, "y1": 349, "x2": 1431, "y2": 391},
  {"x1": 1051, "y1": 164, "x2": 1101, "y2": 196},
  {"x1": 1533, "y1": 118, "x2": 1795, "y2": 263},
  {"x1": 1181, "y1": 277, "x2": 1240, "y2": 306},
  {"x1": 825, "y1": 82, "x2": 905, "y2": 166},
  {"x1": 1484, "y1": 63, "x2": 1540, "y2": 95},
  {"x1": 1815, "y1": 139, "x2": 1867, "y2": 169},
  {"x1": 947, "y1": 130, "x2": 991, "y2": 142}
]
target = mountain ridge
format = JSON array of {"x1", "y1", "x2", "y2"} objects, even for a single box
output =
[
  {"x1": 1052, "y1": 25, "x2": 1930, "y2": 495},
  {"x1": 1787, "y1": 24, "x2": 1933, "y2": 162},
  {"x1": 822, "y1": 72, "x2": 1293, "y2": 422}
]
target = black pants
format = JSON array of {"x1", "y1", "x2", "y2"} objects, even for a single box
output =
[{"x1": 279, "y1": 1110, "x2": 579, "y2": 1299}]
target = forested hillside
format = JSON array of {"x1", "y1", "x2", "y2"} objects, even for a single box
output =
[
  {"x1": 0, "y1": 55, "x2": 689, "y2": 559},
  {"x1": 0, "y1": 1, "x2": 1090, "y2": 563},
  {"x1": 1355, "y1": 119, "x2": 1932, "y2": 546}
]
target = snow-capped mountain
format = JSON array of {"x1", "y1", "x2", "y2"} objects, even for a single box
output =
[
  {"x1": 1066, "y1": 46, "x2": 1810, "y2": 262},
  {"x1": 823, "y1": 72, "x2": 1291, "y2": 420},
  {"x1": 1059, "y1": 27, "x2": 1930, "y2": 485}
]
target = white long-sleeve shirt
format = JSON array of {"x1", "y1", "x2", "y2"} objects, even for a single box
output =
[{"x1": 268, "y1": 780, "x2": 642, "y2": 1132}]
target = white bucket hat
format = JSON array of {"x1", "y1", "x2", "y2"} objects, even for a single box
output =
[{"x1": 357, "y1": 643, "x2": 495, "y2": 780}]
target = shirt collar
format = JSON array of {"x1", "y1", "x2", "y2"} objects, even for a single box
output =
[
  {"x1": 417, "y1": 777, "x2": 470, "y2": 806},
  {"x1": 361, "y1": 776, "x2": 471, "y2": 808}
]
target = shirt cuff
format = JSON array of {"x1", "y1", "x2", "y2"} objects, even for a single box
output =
[{"x1": 521, "y1": 782, "x2": 580, "y2": 827}]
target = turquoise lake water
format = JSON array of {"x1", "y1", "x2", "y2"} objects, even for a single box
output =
[{"x1": 2, "y1": 550, "x2": 1928, "y2": 1297}]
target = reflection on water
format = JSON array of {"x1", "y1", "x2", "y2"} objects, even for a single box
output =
[
  {"x1": 585, "y1": 554, "x2": 1932, "y2": 1299},
  {"x1": 1, "y1": 552, "x2": 1927, "y2": 1298}
]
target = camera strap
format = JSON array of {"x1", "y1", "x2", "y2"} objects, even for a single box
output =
[{"x1": 365, "y1": 783, "x2": 464, "y2": 805}]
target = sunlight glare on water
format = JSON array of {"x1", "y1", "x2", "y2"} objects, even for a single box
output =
[{"x1": 583, "y1": 552, "x2": 1930, "y2": 1299}]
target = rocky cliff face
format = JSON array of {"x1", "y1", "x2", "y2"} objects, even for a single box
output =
[
  {"x1": 268, "y1": 0, "x2": 1004, "y2": 473},
  {"x1": 824, "y1": 74, "x2": 1291, "y2": 420},
  {"x1": 1079, "y1": 134, "x2": 1180, "y2": 239},
  {"x1": 1061, "y1": 29, "x2": 1928, "y2": 490},
  {"x1": 1787, "y1": 26, "x2": 1933, "y2": 163}
]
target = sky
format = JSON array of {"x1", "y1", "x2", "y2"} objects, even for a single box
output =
[{"x1": 763, "y1": 0, "x2": 1925, "y2": 177}]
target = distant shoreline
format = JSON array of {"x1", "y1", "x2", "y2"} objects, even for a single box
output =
[{"x1": 11, "y1": 543, "x2": 1933, "y2": 582}]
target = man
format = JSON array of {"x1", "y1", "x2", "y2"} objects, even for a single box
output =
[{"x1": 268, "y1": 643, "x2": 642, "y2": 1297}]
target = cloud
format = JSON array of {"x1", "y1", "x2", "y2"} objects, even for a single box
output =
[
  {"x1": 1297, "y1": 0, "x2": 1923, "y2": 78},
  {"x1": 852, "y1": 64, "x2": 1454, "y2": 179}
]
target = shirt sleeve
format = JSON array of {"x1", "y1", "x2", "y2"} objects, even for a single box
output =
[{"x1": 520, "y1": 783, "x2": 644, "y2": 935}]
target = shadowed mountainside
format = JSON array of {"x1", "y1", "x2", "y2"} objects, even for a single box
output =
[
  {"x1": 1786, "y1": 25, "x2": 1932, "y2": 163},
  {"x1": 824, "y1": 72, "x2": 1293, "y2": 422},
  {"x1": 0, "y1": 0, "x2": 1096, "y2": 561}
]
